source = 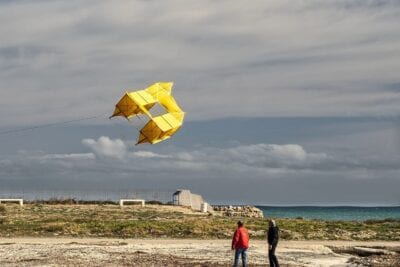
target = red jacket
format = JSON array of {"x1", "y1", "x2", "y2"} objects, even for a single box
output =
[{"x1": 232, "y1": 226, "x2": 249, "y2": 249}]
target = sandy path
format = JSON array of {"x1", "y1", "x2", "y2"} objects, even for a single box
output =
[{"x1": 0, "y1": 238, "x2": 399, "y2": 266}]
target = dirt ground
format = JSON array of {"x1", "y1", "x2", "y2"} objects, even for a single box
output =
[{"x1": 0, "y1": 238, "x2": 399, "y2": 266}]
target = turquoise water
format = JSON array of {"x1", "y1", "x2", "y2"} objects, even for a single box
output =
[{"x1": 257, "y1": 206, "x2": 400, "y2": 221}]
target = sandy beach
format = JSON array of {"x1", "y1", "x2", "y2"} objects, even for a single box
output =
[{"x1": 0, "y1": 238, "x2": 399, "y2": 266}]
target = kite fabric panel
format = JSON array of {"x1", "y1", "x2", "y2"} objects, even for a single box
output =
[{"x1": 110, "y1": 82, "x2": 185, "y2": 144}]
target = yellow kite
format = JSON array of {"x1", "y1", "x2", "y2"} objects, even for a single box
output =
[{"x1": 110, "y1": 82, "x2": 185, "y2": 144}]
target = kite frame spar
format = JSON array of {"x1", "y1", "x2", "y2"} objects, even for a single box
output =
[{"x1": 110, "y1": 82, "x2": 185, "y2": 145}]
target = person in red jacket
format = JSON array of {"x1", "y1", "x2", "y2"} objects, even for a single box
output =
[{"x1": 231, "y1": 221, "x2": 249, "y2": 267}]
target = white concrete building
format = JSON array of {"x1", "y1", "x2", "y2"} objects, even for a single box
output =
[{"x1": 172, "y1": 189, "x2": 210, "y2": 212}]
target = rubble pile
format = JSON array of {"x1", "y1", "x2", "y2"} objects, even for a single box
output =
[{"x1": 212, "y1": 205, "x2": 264, "y2": 218}]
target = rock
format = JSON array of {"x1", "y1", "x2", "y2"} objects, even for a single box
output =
[
  {"x1": 211, "y1": 205, "x2": 263, "y2": 218},
  {"x1": 353, "y1": 247, "x2": 396, "y2": 256}
]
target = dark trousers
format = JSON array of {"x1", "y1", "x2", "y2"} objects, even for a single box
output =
[{"x1": 268, "y1": 244, "x2": 279, "y2": 267}]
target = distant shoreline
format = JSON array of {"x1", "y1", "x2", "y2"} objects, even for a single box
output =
[
  {"x1": 1, "y1": 197, "x2": 399, "y2": 221},
  {"x1": 257, "y1": 205, "x2": 400, "y2": 221}
]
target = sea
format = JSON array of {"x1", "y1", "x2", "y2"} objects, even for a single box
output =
[{"x1": 257, "y1": 206, "x2": 400, "y2": 221}]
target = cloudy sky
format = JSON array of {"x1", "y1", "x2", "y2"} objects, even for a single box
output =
[{"x1": 1, "y1": 0, "x2": 400, "y2": 205}]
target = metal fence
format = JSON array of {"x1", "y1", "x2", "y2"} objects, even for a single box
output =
[{"x1": 0, "y1": 189, "x2": 175, "y2": 203}]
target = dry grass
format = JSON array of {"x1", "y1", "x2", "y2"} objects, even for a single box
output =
[{"x1": 0, "y1": 204, "x2": 399, "y2": 240}]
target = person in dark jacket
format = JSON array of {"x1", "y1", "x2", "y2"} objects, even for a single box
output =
[
  {"x1": 232, "y1": 221, "x2": 249, "y2": 267},
  {"x1": 267, "y1": 219, "x2": 280, "y2": 267}
]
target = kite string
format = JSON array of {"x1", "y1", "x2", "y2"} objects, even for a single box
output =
[{"x1": 0, "y1": 113, "x2": 108, "y2": 136}]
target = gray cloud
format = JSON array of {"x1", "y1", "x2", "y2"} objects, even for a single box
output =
[
  {"x1": 1, "y1": 1, "x2": 400, "y2": 204},
  {"x1": 2, "y1": 137, "x2": 399, "y2": 179},
  {"x1": 1, "y1": 134, "x2": 399, "y2": 204},
  {"x1": 382, "y1": 82, "x2": 400, "y2": 93},
  {"x1": 1, "y1": 0, "x2": 400, "y2": 126}
]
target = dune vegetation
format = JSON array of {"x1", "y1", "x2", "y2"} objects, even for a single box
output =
[{"x1": 0, "y1": 203, "x2": 399, "y2": 241}]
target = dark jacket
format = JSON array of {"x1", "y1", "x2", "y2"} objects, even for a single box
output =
[{"x1": 267, "y1": 226, "x2": 279, "y2": 246}]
